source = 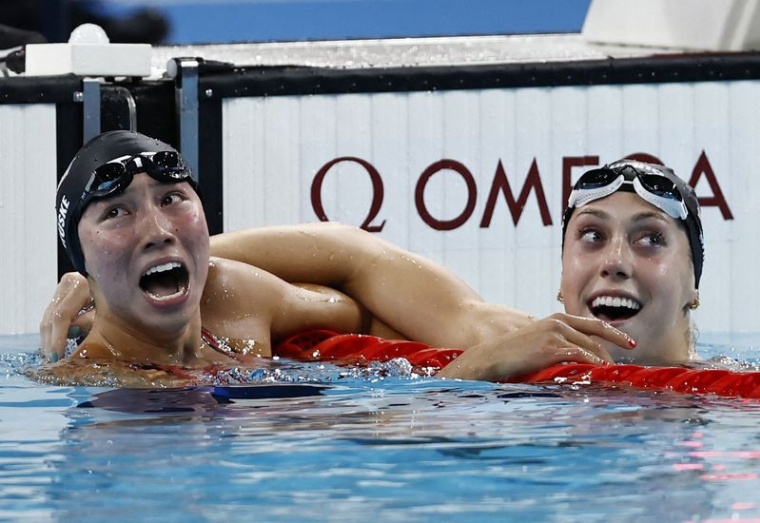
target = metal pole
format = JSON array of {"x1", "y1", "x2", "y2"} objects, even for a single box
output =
[
  {"x1": 113, "y1": 86, "x2": 138, "y2": 132},
  {"x1": 81, "y1": 77, "x2": 101, "y2": 143},
  {"x1": 167, "y1": 58, "x2": 200, "y2": 181}
]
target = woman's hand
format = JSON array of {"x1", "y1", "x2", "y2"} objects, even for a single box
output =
[
  {"x1": 39, "y1": 272, "x2": 94, "y2": 361},
  {"x1": 437, "y1": 313, "x2": 636, "y2": 382}
]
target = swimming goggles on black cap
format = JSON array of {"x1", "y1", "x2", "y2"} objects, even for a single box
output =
[
  {"x1": 561, "y1": 160, "x2": 704, "y2": 288},
  {"x1": 81, "y1": 150, "x2": 191, "y2": 208},
  {"x1": 567, "y1": 162, "x2": 689, "y2": 221}
]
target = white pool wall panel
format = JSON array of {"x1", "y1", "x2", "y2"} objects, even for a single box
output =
[
  {"x1": 0, "y1": 105, "x2": 57, "y2": 334},
  {"x1": 222, "y1": 80, "x2": 757, "y2": 333}
]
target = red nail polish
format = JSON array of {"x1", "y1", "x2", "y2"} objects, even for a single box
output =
[{"x1": 628, "y1": 339, "x2": 637, "y2": 348}]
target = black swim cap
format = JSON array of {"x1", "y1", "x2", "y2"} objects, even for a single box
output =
[
  {"x1": 56, "y1": 130, "x2": 199, "y2": 276},
  {"x1": 561, "y1": 159, "x2": 704, "y2": 288}
]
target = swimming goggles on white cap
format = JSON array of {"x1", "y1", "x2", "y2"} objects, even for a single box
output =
[{"x1": 567, "y1": 163, "x2": 689, "y2": 220}]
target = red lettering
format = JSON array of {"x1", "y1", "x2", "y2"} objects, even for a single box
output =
[
  {"x1": 311, "y1": 157, "x2": 386, "y2": 232},
  {"x1": 311, "y1": 150, "x2": 733, "y2": 234},
  {"x1": 415, "y1": 160, "x2": 477, "y2": 231},
  {"x1": 688, "y1": 150, "x2": 733, "y2": 220},
  {"x1": 480, "y1": 159, "x2": 553, "y2": 227}
]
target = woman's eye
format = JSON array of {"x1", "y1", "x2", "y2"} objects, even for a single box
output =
[
  {"x1": 578, "y1": 228, "x2": 604, "y2": 243},
  {"x1": 102, "y1": 207, "x2": 127, "y2": 220},
  {"x1": 162, "y1": 192, "x2": 184, "y2": 206},
  {"x1": 638, "y1": 232, "x2": 666, "y2": 247}
]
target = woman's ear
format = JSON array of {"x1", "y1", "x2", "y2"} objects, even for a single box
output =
[{"x1": 686, "y1": 289, "x2": 700, "y2": 311}]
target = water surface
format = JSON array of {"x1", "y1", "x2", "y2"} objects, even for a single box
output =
[{"x1": 1, "y1": 333, "x2": 759, "y2": 522}]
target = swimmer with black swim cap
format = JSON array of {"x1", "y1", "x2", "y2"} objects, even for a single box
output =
[
  {"x1": 559, "y1": 159, "x2": 704, "y2": 365},
  {"x1": 48, "y1": 129, "x2": 384, "y2": 383},
  {"x1": 56, "y1": 131, "x2": 198, "y2": 276}
]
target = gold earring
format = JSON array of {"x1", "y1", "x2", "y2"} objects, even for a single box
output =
[
  {"x1": 556, "y1": 290, "x2": 563, "y2": 303},
  {"x1": 688, "y1": 294, "x2": 700, "y2": 310}
]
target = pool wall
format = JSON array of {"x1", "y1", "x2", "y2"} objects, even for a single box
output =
[
  {"x1": 0, "y1": 104, "x2": 57, "y2": 334},
  {"x1": 1, "y1": 34, "x2": 759, "y2": 335}
]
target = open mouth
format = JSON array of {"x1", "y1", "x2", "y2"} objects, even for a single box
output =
[
  {"x1": 139, "y1": 261, "x2": 189, "y2": 300},
  {"x1": 589, "y1": 295, "x2": 642, "y2": 322}
]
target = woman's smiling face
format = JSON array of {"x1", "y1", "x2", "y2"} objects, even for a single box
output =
[
  {"x1": 77, "y1": 173, "x2": 210, "y2": 335},
  {"x1": 560, "y1": 192, "x2": 698, "y2": 365}
]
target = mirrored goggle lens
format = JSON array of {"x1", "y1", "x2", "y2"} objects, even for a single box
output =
[
  {"x1": 94, "y1": 162, "x2": 127, "y2": 183},
  {"x1": 638, "y1": 174, "x2": 683, "y2": 201},
  {"x1": 632, "y1": 177, "x2": 688, "y2": 220},
  {"x1": 88, "y1": 162, "x2": 131, "y2": 196},
  {"x1": 151, "y1": 151, "x2": 179, "y2": 169},
  {"x1": 574, "y1": 168, "x2": 619, "y2": 190},
  {"x1": 145, "y1": 151, "x2": 188, "y2": 180}
]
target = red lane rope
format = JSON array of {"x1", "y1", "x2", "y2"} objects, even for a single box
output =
[
  {"x1": 275, "y1": 330, "x2": 461, "y2": 369},
  {"x1": 274, "y1": 331, "x2": 760, "y2": 400}
]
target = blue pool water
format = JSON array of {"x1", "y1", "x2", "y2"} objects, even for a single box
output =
[{"x1": 2, "y1": 333, "x2": 760, "y2": 522}]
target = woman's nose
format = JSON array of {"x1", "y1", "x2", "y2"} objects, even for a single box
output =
[
  {"x1": 138, "y1": 209, "x2": 176, "y2": 250},
  {"x1": 599, "y1": 236, "x2": 633, "y2": 279}
]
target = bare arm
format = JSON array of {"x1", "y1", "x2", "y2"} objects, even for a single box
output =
[
  {"x1": 41, "y1": 222, "x2": 530, "y2": 358},
  {"x1": 437, "y1": 313, "x2": 636, "y2": 381},
  {"x1": 202, "y1": 257, "x2": 391, "y2": 346},
  {"x1": 211, "y1": 222, "x2": 533, "y2": 348}
]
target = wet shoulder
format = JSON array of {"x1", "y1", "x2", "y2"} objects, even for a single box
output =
[
  {"x1": 201, "y1": 257, "x2": 280, "y2": 355},
  {"x1": 204, "y1": 257, "x2": 288, "y2": 307}
]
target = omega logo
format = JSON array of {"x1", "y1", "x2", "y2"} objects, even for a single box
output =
[{"x1": 310, "y1": 151, "x2": 732, "y2": 231}]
